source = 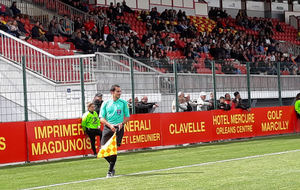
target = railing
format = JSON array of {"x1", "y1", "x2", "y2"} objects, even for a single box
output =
[
  {"x1": 101, "y1": 53, "x2": 162, "y2": 73},
  {"x1": 95, "y1": 52, "x2": 131, "y2": 72},
  {"x1": 0, "y1": 0, "x2": 74, "y2": 33},
  {"x1": 25, "y1": 0, "x2": 102, "y2": 28},
  {"x1": 0, "y1": 30, "x2": 95, "y2": 83}
]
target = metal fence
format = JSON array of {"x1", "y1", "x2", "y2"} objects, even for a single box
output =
[
  {"x1": 25, "y1": 0, "x2": 102, "y2": 29},
  {"x1": 1, "y1": 51, "x2": 299, "y2": 122},
  {"x1": 0, "y1": 55, "x2": 97, "y2": 122},
  {"x1": 0, "y1": 30, "x2": 95, "y2": 84}
]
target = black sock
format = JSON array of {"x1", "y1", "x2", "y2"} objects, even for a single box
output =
[{"x1": 109, "y1": 155, "x2": 117, "y2": 172}]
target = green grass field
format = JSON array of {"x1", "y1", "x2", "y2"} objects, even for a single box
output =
[{"x1": 1, "y1": 134, "x2": 300, "y2": 190}]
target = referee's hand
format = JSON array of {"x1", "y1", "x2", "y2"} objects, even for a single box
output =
[{"x1": 109, "y1": 124, "x2": 116, "y2": 132}]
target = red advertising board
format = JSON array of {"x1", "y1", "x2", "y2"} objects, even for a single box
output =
[
  {"x1": 160, "y1": 111, "x2": 213, "y2": 146},
  {"x1": 253, "y1": 106, "x2": 296, "y2": 136},
  {"x1": 0, "y1": 122, "x2": 27, "y2": 164},
  {"x1": 160, "y1": 106, "x2": 297, "y2": 145},
  {"x1": 26, "y1": 119, "x2": 97, "y2": 161},
  {"x1": 119, "y1": 113, "x2": 162, "y2": 150},
  {"x1": 210, "y1": 109, "x2": 256, "y2": 141},
  {"x1": 0, "y1": 106, "x2": 298, "y2": 164}
]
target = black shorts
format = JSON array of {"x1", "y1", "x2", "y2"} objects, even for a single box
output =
[
  {"x1": 101, "y1": 125, "x2": 124, "y2": 147},
  {"x1": 86, "y1": 128, "x2": 102, "y2": 138}
]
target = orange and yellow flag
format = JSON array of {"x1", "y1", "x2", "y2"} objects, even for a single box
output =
[{"x1": 97, "y1": 133, "x2": 117, "y2": 158}]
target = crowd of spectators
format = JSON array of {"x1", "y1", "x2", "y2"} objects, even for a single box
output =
[
  {"x1": 206, "y1": 8, "x2": 299, "y2": 75},
  {"x1": 0, "y1": 1, "x2": 299, "y2": 75},
  {"x1": 128, "y1": 96, "x2": 159, "y2": 114},
  {"x1": 171, "y1": 91, "x2": 250, "y2": 112}
]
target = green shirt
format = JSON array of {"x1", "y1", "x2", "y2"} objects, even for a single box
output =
[
  {"x1": 100, "y1": 98, "x2": 130, "y2": 125},
  {"x1": 81, "y1": 111, "x2": 100, "y2": 131},
  {"x1": 295, "y1": 100, "x2": 300, "y2": 115}
]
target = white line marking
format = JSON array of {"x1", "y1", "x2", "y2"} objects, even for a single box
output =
[{"x1": 22, "y1": 149, "x2": 300, "y2": 190}]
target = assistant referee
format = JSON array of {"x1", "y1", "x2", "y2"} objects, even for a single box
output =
[{"x1": 100, "y1": 84, "x2": 130, "y2": 178}]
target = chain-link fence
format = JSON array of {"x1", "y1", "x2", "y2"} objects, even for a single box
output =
[
  {"x1": 0, "y1": 55, "x2": 97, "y2": 122},
  {"x1": 1, "y1": 53, "x2": 299, "y2": 122}
]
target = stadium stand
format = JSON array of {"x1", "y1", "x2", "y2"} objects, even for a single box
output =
[{"x1": 0, "y1": 0, "x2": 299, "y2": 77}]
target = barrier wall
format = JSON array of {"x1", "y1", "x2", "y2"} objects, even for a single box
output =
[{"x1": 0, "y1": 106, "x2": 298, "y2": 165}]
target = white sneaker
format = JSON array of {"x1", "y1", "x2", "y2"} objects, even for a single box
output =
[{"x1": 106, "y1": 171, "x2": 113, "y2": 178}]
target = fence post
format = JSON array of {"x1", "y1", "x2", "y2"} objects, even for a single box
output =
[
  {"x1": 212, "y1": 61, "x2": 217, "y2": 109},
  {"x1": 130, "y1": 58, "x2": 135, "y2": 114},
  {"x1": 22, "y1": 56, "x2": 28, "y2": 121},
  {"x1": 80, "y1": 58, "x2": 85, "y2": 114},
  {"x1": 277, "y1": 62, "x2": 282, "y2": 106},
  {"x1": 246, "y1": 62, "x2": 251, "y2": 108},
  {"x1": 173, "y1": 60, "x2": 179, "y2": 112}
]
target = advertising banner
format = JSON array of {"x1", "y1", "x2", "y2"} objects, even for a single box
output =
[
  {"x1": 253, "y1": 106, "x2": 296, "y2": 136},
  {"x1": 0, "y1": 122, "x2": 27, "y2": 164},
  {"x1": 119, "y1": 113, "x2": 162, "y2": 150},
  {"x1": 160, "y1": 111, "x2": 212, "y2": 146},
  {"x1": 210, "y1": 109, "x2": 256, "y2": 141},
  {"x1": 26, "y1": 119, "x2": 96, "y2": 161},
  {"x1": 160, "y1": 106, "x2": 297, "y2": 145},
  {"x1": 1, "y1": 106, "x2": 298, "y2": 164}
]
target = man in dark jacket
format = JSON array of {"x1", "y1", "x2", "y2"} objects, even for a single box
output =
[
  {"x1": 232, "y1": 91, "x2": 250, "y2": 111},
  {"x1": 218, "y1": 96, "x2": 231, "y2": 110},
  {"x1": 136, "y1": 96, "x2": 158, "y2": 114},
  {"x1": 93, "y1": 92, "x2": 104, "y2": 116}
]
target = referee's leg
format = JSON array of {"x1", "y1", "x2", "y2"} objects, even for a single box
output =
[{"x1": 101, "y1": 125, "x2": 121, "y2": 177}]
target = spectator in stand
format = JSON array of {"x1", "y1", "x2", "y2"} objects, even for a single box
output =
[
  {"x1": 15, "y1": 16, "x2": 27, "y2": 34},
  {"x1": 172, "y1": 91, "x2": 187, "y2": 112},
  {"x1": 0, "y1": 16, "x2": 8, "y2": 32},
  {"x1": 108, "y1": 41, "x2": 118, "y2": 53},
  {"x1": 9, "y1": 2, "x2": 21, "y2": 17},
  {"x1": 232, "y1": 91, "x2": 250, "y2": 111},
  {"x1": 136, "y1": 96, "x2": 158, "y2": 114},
  {"x1": 0, "y1": 4, "x2": 7, "y2": 16},
  {"x1": 84, "y1": 18, "x2": 96, "y2": 32},
  {"x1": 115, "y1": 2, "x2": 124, "y2": 16},
  {"x1": 128, "y1": 97, "x2": 139, "y2": 114},
  {"x1": 74, "y1": 17, "x2": 83, "y2": 31},
  {"x1": 107, "y1": 3, "x2": 117, "y2": 22},
  {"x1": 218, "y1": 96, "x2": 231, "y2": 110},
  {"x1": 7, "y1": 20, "x2": 25, "y2": 38},
  {"x1": 197, "y1": 92, "x2": 212, "y2": 111},
  {"x1": 57, "y1": 19, "x2": 71, "y2": 37},
  {"x1": 31, "y1": 21, "x2": 47, "y2": 41},
  {"x1": 207, "y1": 92, "x2": 215, "y2": 111},
  {"x1": 122, "y1": 1, "x2": 134, "y2": 13},
  {"x1": 102, "y1": 20, "x2": 110, "y2": 41},
  {"x1": 185, "y1": 94, "x2": 197, "y2": 111},
  {"x1": 106, "y1": 30, "x2": 116, "y2": 45},
  {"x1": 276, "y1": 22, "x2": 284, "y2": 33},
  {"x1": 150, "y1": 7, "x2": 159, "y2": 20},
  {"x1": 74, "y1": 31, "x2": 88, "y2": 51},
  {"x1": 93, "y1": 92, "x2": 104, "y2": 116},
  {"x1": 224, "y1": 93, "x2": 232, "y2": 107}
]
